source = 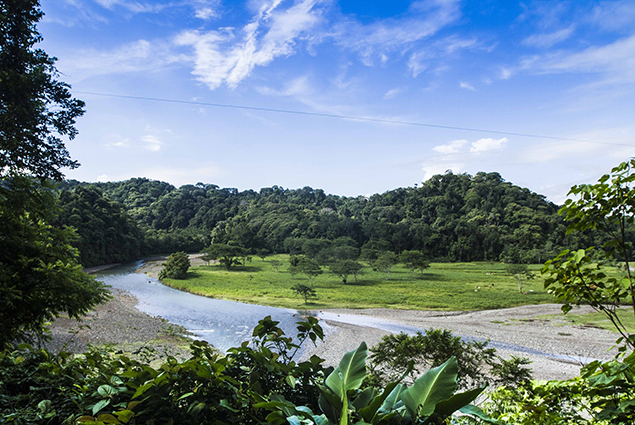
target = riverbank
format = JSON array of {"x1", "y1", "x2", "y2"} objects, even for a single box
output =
[
  {"x1": 136, "y1": 253, "x2": 208, "y2": 278},
  {"x1": 47, "y1": 288, "x2": 192, "y2": 358},
  {"x1": 137, "y1": 256, "x2": 619, "y2": 380},
  {"x1": 303, "y1": 304, "x2": 618, "y2": 381}
]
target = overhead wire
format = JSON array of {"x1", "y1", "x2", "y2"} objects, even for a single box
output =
[{"x1": 74, "y1": 91, "x2": 635, "y2": 148}]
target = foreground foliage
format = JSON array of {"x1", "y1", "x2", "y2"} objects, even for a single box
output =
[
  {"x1": 0, "y1": 0, "x2": 109, "y2": 349},
  {"x1": 484, "y1": 159, "x2": 635, "y2": 424},
  {"x1": 0, "y1": 316, "x2": 494, "y2": 425}
]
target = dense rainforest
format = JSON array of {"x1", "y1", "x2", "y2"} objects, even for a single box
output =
[{"x1": 57, "y1": 171, "x2": 601, "y2": 267}]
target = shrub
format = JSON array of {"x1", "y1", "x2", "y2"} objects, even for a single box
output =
[{"x1": 158, "y1": 251, "x2": 190, "y2": 280}]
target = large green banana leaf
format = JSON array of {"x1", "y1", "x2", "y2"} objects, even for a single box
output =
[{"x1": 399, "y1": 356, "x2": 459, "y2": 420}]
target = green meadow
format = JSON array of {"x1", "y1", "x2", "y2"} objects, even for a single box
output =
[{"x1": 162, "y1": 255, "x2": 554, "y2": 311}]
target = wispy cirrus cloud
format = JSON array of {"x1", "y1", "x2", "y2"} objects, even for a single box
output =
[
  {"x1": 334, "y1": 0, "x2": 461, "y2": 66},
  {"x1": 92, "y1": 0, "x2": 220, "y2": 18},
  {"x1": 175, "y1": 0, "x2": 326, "y2": 89},
  {"x1": 56, "y1": 39, "x2": 188, "y2": 81},
  {"x1": 407, "y1": 35, "x2": 481, "y2": 78},
  {"x1": 383, "y1": 87, "x2": 407, "y2": 99},
  {"x1": 529, "y1": 33, "x2": 635, "y2": 86},
  {"x1": 522, "y1": 25, "x2": 575, "y2": 48},
  {"x1": 256, "y1": 75, "x2": 314, "y2": 96},
  {"x1": 142, "y1": 134, "x2": 166, "y2": 152}
]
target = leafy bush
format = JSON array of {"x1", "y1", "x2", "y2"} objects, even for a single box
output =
[
  {"x1": 158, "y1": 251, "x2": 190, "y2": 280},
  {"x1": 368, "y1": 329, "x2": 532, "y2": 391},
  {"x1": 0, "y1": 316, "x2": 499, "y2": 425},
  {"x1": 257, "y1": 342, "x2": 495, "y2": 425}
]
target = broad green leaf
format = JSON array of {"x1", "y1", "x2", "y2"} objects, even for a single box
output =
[
  {"x1": 352, "y1": 387, "x2": 376, "y2": 411},
  {"x1": 433, "y1": 386, "x2": 485, "y2": 417},
  {"x1": 458, "y1": 404, "x2": 502, "y2": 423},
  {"x1": 313, "y1": 414, "x2": 336, "y2": 425},
  {"x1": 359, "y1": 361, "x2": 413, "y2": 423},
  {"x1": 378, "y1": 384, "x2": 406, "y2": 415},
  {"x1": 114, "y1": 409, "x2": 135, "y2": 423},
  {"x1": 318, "y1": 388, "x2": 343, "y2": 424},
  {"x1": 92, "y1": 399, "x2": 110, "y2": 416},
  {"x1": 399, "y1": 356, "x2": 458, "y2": 419},
  {"x1": 95, "y1": 414, "x2": 120, "y2": 424},
  {"x1": 325, "y1": 342, "x2": 367, "y2": 400},
  {"x1": 98, "y1": 384, "x2": 116, "y2": 397}
]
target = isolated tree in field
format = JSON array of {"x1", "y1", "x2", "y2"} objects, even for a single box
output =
[
  {"x1": 399, "y1": 250, "x2": 430, "y2": 278},
  {"x1": 373, "y1": 252, "x2": 398, "y2": 280},
  {"x1": 505, "y1": 263, "x2": 533, "y2": 293},
  {"x1": 287, "y1": 255, "x2": 304, "y2": 276},
  {"x1": 299, "y1": 257, "x2": 322, "y2": 287},
  {"x1": 270, "y1": 259, "x2": 282, "y2": 272},
  {"x1": 291, "y1": 284, "x2": 317, "y2": 305},
  {"x1": 330, "y1": 260, "x2": 363, "y2": 284},
  {"x1": 159, "y1": 251, "x2": 190, "y2": 280},
  {"x1": 0, "y1": 1, "x2": 108, "y2": 348},
  {"x1": 256, "y1": 248, "x2": 270, "y2": 261},
  {"x1": 203, "y1": 243, "x2": 246, "y2": 270}
]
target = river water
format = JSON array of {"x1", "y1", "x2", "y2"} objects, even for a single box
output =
[{"x1": 97, "y1": 261, "x2": 595, "y2": 363}]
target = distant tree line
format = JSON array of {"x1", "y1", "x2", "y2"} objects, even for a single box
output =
[{"x1": 57, "y1": 171, "x2": 618, "y2": 267}]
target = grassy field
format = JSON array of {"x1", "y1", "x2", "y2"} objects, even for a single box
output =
[
  {"x1": 537, "y1": 308, "x2": 635, "y2": 333},
  {"x1": 161, "y1": 254, "x2": 555, "y2": 311}
]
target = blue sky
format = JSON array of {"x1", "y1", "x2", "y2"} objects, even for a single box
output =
[{"x1": 39, "y1": 0, "x2": 635, "y2": 203}]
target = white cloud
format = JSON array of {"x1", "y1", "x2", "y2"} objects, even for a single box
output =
[
  {"x1": 383, "y1": 87, "x2": 406, "y2": 99},
  {"x1": 406, "y1": 35, "x2": 481, "y2": 78},
  {"x1": 587, "y1": 1, "x2": 635, "y2": 32},
  {"x1": 103, "y1": 133, "x2": 129, "y2": 148},
  {"x1": 459, "y1": 81, "x2": 475, "y2": 91},
  {"x1": 94, "y1": 0, "x2": 168, "y2": 13},
  {"x1": 538, "y1": 34, "x2": 635, "y2": 85},
  {"x1": 433, "y1": 139, "x2": 468, "y2": 154},
  {"x1": 470, "y1": 137, "x2": 507, "y2": 152},
  {"x1": 137, "y1": 164, "x2": 223, "y2": 186},
  {"x1": 422, "y1": 163, "x2": 464, "y2": 181},
  {"x1": 97, "y1": 174, "x2": 109, "y2": 182},
  {"x1": 175, "y1": 0, "x2": 325, "y2": 90},
  {"x1": 335, "y1": 0, "x2": 461, "y2": 66},
  {"x1": 142, "y1": 135, "x2": 165, "y2": 151},
  {"x1": 57, "y1": 39, "x2": 187, "y2": 81},
  {"x1": 256, "y1": 76, "x2": 314, "y2": 96},
  {"x1": 408, "y1": 51, "x2": 428, "y2": 77},
  {"x1": 522, "y1": 26, "x2": 575, "y2": 48},
  {"x1": 195, "y1": 7, "x2": 218, "y2": 19},
  {"x1": 500, "y1": 68, "x2": 512, "y2": 79}
]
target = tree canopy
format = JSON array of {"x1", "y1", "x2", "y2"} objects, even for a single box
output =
[
  {"x1": 58, "y1": 170, "x2": 592, "y2": 265},
  {"x1": 202, "y1": 243, "x2": 246, "y2": 271},
  {"x1": 0, "y1": 0, "x2": 85, "y2": 181},
  {"x1": 0, "y1": 1, "x2": 107, "y2": 348}
]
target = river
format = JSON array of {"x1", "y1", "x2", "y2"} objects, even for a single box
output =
[{"x1": 97, "y1": 261, "x2": 596, "y2": 364}]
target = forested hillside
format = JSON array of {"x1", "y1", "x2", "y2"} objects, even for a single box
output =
[{"x1": 58, "y1": 171, "x2": 600, "y2": 267}]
